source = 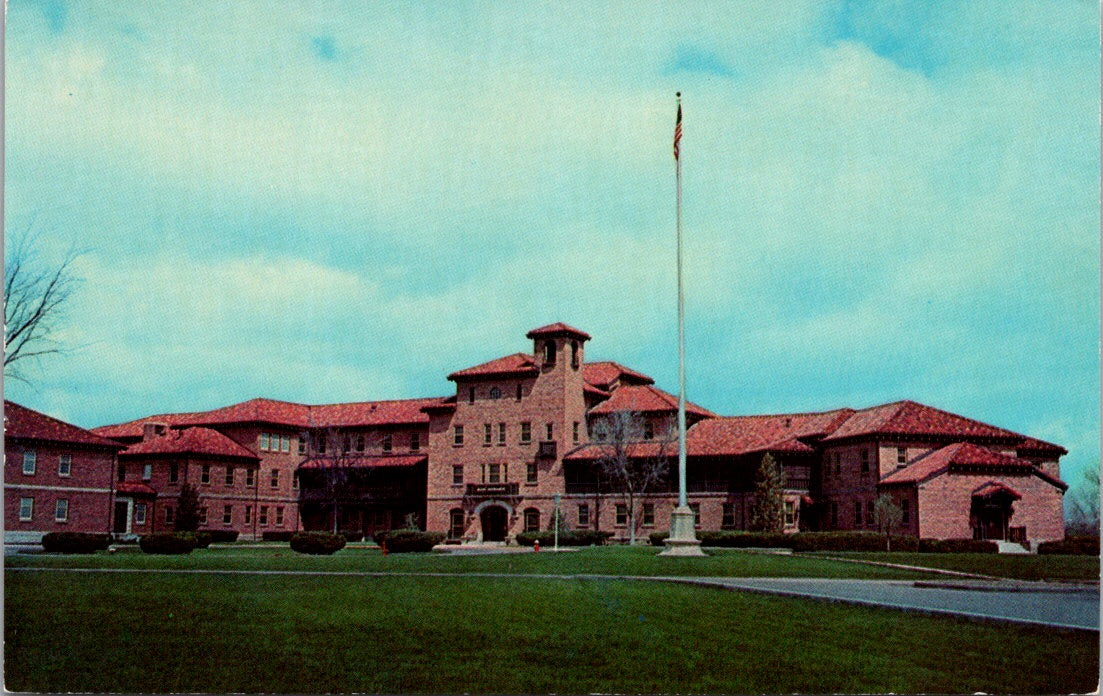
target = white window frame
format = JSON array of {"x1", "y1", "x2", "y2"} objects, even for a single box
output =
[
  {"x1": 275, "y1": 507, "x2": 284, "y2": 526},
  {"x1": 143, "y1": 463, "x2": 153, "y2": 481},
  {"x1": 270, "y1": 469, "x2": 280, "y2": 488},
  {"x1": 55, "y1": 498, "x2": 69, "y2": 522},
  {"x1": 201, "y1": 464, "x2": 211, "y2": 484},
  {"x1": 22, "y1": 451, "x2": 36, "y2": 475},
  {"x1": 410, "y1": 433, "x2": 420, "y2": 451},
  {"x1": 19, "y1": 497, "x2": 34, "y2": 521},
  {"x1": 225, "y1": 466, "x2": 235, "y2": 485},
  {"x1": 134, "y1": 502, "x2": 147, "y2": 525},
  {"x1": 260, "y1": 433, "x2": 270, "y2": 451},
  {"x1": 259, "y1": 506, "x2": 269, "y2": 526},
  {"x1": 223, "y1": 505, "x2": 233, "y2": 525},
  {"x1": 281, "y1": 435, "x2": 290, "y2": 453},
  {"x1": 58, "y1": 454, "x2": 72, "y2": 477}
]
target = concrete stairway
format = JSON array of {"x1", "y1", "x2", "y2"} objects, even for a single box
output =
[{"x1": 996, "y1": 540, "x2": 1031, "y2": 554}]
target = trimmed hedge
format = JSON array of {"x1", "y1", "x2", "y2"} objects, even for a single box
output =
[
  {"x1": 374, "y1": 530, "x2": 445, "y2": 553},
  {"x1": 651, "y1": 530, "x2": 920, "y2": 552},
  {"x1": 178, "y1": 531, "x2": 212, "y2": 549},
  {"x1": 262, "y1": 531, "x2": 295, "y2": 542},
  {"x1": 918, "y1": 538, "x2": 998, "y2": 553},
  {"x1": 1037, "y1": 535, "x2": 1100, "y2": 556},
  {"x1": 339, "y1": 530, "x2": 364, "y2": 543},
  {"x1": 199, "y1": 529, "x2": 239, "y2": 543},
  {"x1": 515, "y1": 530, "x2": 615, "y2": 547},
  {"x1": 290, "y1": 532, "x2": 346, "y2": 555},
  {"x1": 41, "y1": 532, "x2": 110, "y2": 554},
  {"x1": 139, "y1": 533, "x2": 196, "y2": 555}
]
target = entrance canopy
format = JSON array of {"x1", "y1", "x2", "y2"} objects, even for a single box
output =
[
  {"x1": 298, "y1": 454, "x2": 427, "y2": 470},
  {"x1": 971, "y1": 481, "x2": 1022, "y2": 501},
  {"x1": 115, "y1": 481, "x2": 157, "y2": 497}
]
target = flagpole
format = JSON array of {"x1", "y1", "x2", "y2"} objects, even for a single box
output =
[{"x1": 662, "y1": 91, "x2": 704, "y2": 556}]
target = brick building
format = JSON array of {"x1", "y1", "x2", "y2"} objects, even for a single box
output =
[
  {"x1": 9, "y1": 322, "x2": 1068, "y2": 546},
  {"x1": 4, "y1": 401, "x2": 124, "y2": 543}
]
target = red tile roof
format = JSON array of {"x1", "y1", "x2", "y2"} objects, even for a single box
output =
[
  {"x1": 92, "y1": 412, "x2": 205, "y2": 440},
  {"x1": 824, "y1": 400, "x2": 1025, "y2": 443},
  {"x1": 972, "y1": 481, "x2": 1022, "y2": 500},
  {"x1": 181, "y1": 398, "x2": 313, "y2": 428},
  {"x1": 582, "y1": 361, "x2": 654, "y2": 388},
  {"x1": 5, "y1": 401, "x2": 124, "y2": 449},
  {"x1": 120, "y1": 427, "x2": 259, "y2": 461},
  {"x1": 525, "y1": 322, "x2": 591, "y2": 340},
  {"x1": 878, "y1": 442, "x2": 1055, "y2": 487},
  {"x1": 298, "y1": 454, "x2": 427, "y2": 469},
  {"x1": 1015, "y1": 435, "x2": 1067, "y2": 455},
  {"x1": 685, "y1": 410, "x2": 853, "y2": 457},
  {"x1": 115, "y1": 481, "x2": 158, "y2": 497},
  {"x1": 311, "y1": 398, "x2": 448, "y2": 427},
  {"x1": 587, "y1": 384, "x2": 715, "y2": 418},
  {"x1": 564, "y1": 441, "x2": 675, "y2": 461},
  {"x1": 447, "y1": 353, "x2": 538, "y2": 381},
  {"x1": 583, "y1": 383, "x2": 612, "y2": 400}
]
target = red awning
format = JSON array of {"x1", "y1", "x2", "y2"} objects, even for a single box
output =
[
  {"x1": 971, "y1": 481, "x2": 1022, "y2": 501},
  {"x1": 298, "y1": 454, "x2": 427, "y2": 470},
  {"x1": 115, "y1": 482, "x2": 157, "y2": 497}
]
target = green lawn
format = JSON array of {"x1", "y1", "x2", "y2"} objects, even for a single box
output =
[
  {"x1": 811, "y1": 551, "x2": 1100, "y2": 582},
  {"x1": 6, "y1": 571, "x2": 1097, "y2": 694}
]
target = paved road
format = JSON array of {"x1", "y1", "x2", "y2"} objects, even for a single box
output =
[
  {"x1": 8, "y1": 566, "x2": 1097, "y2": 631},
  {"x1": 662, "y1": 577, "x2": 1099, "y2": 631}
]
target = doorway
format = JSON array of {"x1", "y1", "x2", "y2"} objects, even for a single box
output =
[
  {"x1": 113, "y1": 500, "x2": 130, "y2": 534},
  {"x1": 480, "y1": 505, "x2": 508, "y2": 542}
]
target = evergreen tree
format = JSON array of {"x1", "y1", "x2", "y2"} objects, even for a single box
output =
[
  {"x1": 749, "y1": 453, "x2": 785, "y2": 532},
  {"x1": 175, "y1": 483, "x2": 200, "y2": 532}
]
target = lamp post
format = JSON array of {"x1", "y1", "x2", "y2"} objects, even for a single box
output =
[{"x1": 554, "y1": 493, "x2": 560, "y2": 552}]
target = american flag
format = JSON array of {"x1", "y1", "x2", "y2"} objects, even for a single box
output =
[{"x1": 673, "y1": 100, "x2": 682, "y2": 161}]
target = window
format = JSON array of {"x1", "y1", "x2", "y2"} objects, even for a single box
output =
[
  {"x1": 259, "y1": 506, "x2": 268, "y2": 526},
  {"x1": 524, "y1": 508, "x2": 540, "y2": 533},
  {"x1": 516, "y1": 383, "x2": 523, "y2": 401},
  {"x1": 276, "y1": 507, "x2": 284, "y2": 526},
  {"x1": 452, "y1": 465, "x2": 463, "y2": 485},
  {"x1": 526, "y1": 461, "x2": 537, "y2": 484},
  {"x1": 223, "y1": 505, "x2": 233, "y2": 525},
  {"x1": 449, "y1": 509, "x2": 465, "y2": 539},
  {"x1": 489, "y1": 386, "x2": 501, "y2": 400},
  {"x1": 722, "y1": 503, "x2": 736, "y2": 528},
  {"x1": 488, "y1": 463, "x2": 502, "y2": 484},
  {"x1": 453, "y1": 425, "x2": 464, "y2": 446},
  {"x1": 244, "y1": 506, "x2": 252, "y2": 524},
  {"x1": 578, "y1": 504, "x2": 590, "y2": 527},
  {"x1": 201, "y1": 465, "x2": 211, "y2": 484},
  {"x1": 246, "y1": 468, "x2": 255, "y2": 487},
  {"x1": 199, "y1": 507, "x2": 208, "y2": 526},
  {"x1": 117, "y1": 463, "x2": 126, "y2": 482},
  {"x1": 784, "y1": 501, "x2": 795, "y2": 526},
  {"x1": 22, "y1": 451, "x2": 36, "y2": 475},
  {"x1": 644, "y1": 421, "x2": 654, "y2": 441},
  {"x1": 55, "y1": 499, "x2": 69, "y2": 522},
  {"x1": 642, "y1": 503, "x2": 655, "y2": 526},
  {"x1": 896, "y1": 447, "x2": 907, "y2": 465},
  {"x1": 543, "y1": 341, "x2": 556, "y2": 365},
  {"x1": 317, "y1": 435, "x2": 326, "y2": 455},
  {"x1": 169, "y1": 463, "x2": 179, "y2": 483},
  {"x1": 615, "y1": 504, "x2": 628, "y2": 526},
  {"x1": 830, "y1": 501, "x2": 838, "y2": 527},
  {"x1": 260, "y1": 433, "x2": 270, "y2": 451},
  {"x1": 382, "y1": 434, "x2": 393, "y2": 452},
  {"x1": 865, "y1": 500, "x2": 875, "y2": 527},
  {"x1": 573, "y1": 422, "x2": 579, "y2": 444},
  {"x1": 134, "y1": 502, "x2": 146, "y2": 525},
  {"x1": 298, "y1": 437, "x2": 306, "y2": 455},
  {"x1": 689, "y1": 502, "x2": 701, "y2": 526},
  {"x1": 834, "y1": 453, "x2": 840, "y2": 476},
  {"x1": 484, "y1": 423, "x2": 492, "y2": 446},
  {"x1": 571, "y1": 340, "x2": 580, "y2": 369},
  {"x1": 225, "y1": 466, "x2": 234, "y2": 485},
  {"x1": 19, "y1": 497, "x2": 33, "y2": 521},
  {"x1": 293, "y1": 472, "x2": 299, "y2": 489},
  {"x1": 410, "y1": 433, "x2": 420, "y2": 451},
  {"x1": 853, "y1": 501, "x2": 863, "y2": 526},
  {"x1": 165, "y1": 506, "x2": 175, "y2": 524},
  {"x1": 498, "y1": 423, "x2": 506, "y2": 446},
  {"x1": 342, "y1": 436, "x2": 351, "y2": 453},
  {"x1": 901, "y1": 499, "x2": 910, "y2": 524},
  {"x1": 469, "y1": 387, "x2": 475, "y2": 404},
  {"x1": 520, "y1": 422, "x2": 531, "y2": 444},
  {"x1": 860, "y1": 449, "x2": 870, "y2": 474},
  {"x1": 356, "y1": 434, "x2": 366, "y2": 452},
  {"x1": 270, "y1": 469, "x2": 279, "y2": 488},
  {"x1": 282, "y1": 435, "x2": 290, "y2": 453},
  {"x1": 143, "y1": 463, "x2": 152, "y2": 481},
  {"x1": 545, "y1": 423, "x2": 554, "y2": 440},
  {"x1": 57, "y1": 454, "x2": 72, "y2": 477}
]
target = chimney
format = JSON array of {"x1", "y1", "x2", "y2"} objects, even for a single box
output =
[{"x1": 142, "y1": 422, "x2": 168, "y2": 441}]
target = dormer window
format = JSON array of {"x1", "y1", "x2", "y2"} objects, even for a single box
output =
[
  {"x1": 489, "y1": 386, "x2": 501, "y2": 400},
  {"x1": 544, "y1": 341, "x2": 556, "y2": 365}
]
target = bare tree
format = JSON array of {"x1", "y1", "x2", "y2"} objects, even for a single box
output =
[
  {"x1": 872, "y1": 493, "x2": 904, "y2": 550},
  {"x1": 591, "y1": 410, "x2": 673, "y2": 545},
  {"x1": 1068, "y1": 466, "x2": 1100, "y2": 536},
  {"x1": 300, "y1": 428, "x2": 380, "y2": 534},
  {"x1": 4, "y1": 230, "x2": 82, "y2": 383}
]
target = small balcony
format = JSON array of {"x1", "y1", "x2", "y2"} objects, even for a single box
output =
[
  {"x1": 465, "y1": 482, "x2": 520, "y2": 498},
  {"x1": 537, "y1": 441, "x2": 557, "y2": 459}
]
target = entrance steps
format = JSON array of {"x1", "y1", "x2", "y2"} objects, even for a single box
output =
[{"x1": 995, "y1": 540, "x2": 1031, "y2": 554}]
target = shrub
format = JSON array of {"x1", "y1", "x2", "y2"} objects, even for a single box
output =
[
  {"x1": 375, "y1": 530, "x2": 445, "y2": 553},
  {"x1": 200, "y1": 529, "x2": 239, "y2": 543},
  {"x1": 139, "y1": 533, "x2": 196, "y2": 555},
  {"x1": 1037, "y1": 535, "x2": 1100, "y2": 555},
  {"x1": 262, "y1": 531, "x2": 295, "y2": 542},
  {"x1": 290, "y1": 532, "x2": 346, "y2": 555},
  {"x1": 649, "y1": 532, "x2": 670, "y2": 546},
  {"x1": 789, "y1": 532, "x2": 919, "y2": 553},
  {"x1": 41, "y1": 532, "x2": 110, "y2": 554},
  {"x1": 515, "y1": 530, "x2": 614, "y2": 547},
  {"x1": 178, "y1": 531, "x2": 212, "y2": 549},
  {"x1": 339, "y1": 530, "x2": 364, "y2": 543},
  {"x1": 918, "y1": 538, "x2": 998, "y2": 553}
]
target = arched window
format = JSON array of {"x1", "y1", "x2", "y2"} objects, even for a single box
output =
[
  {"x1": 523, "y1": 507, "x2": 540, "y2": 533},
  {"x1": 543, "y1": 340, "x2": 556, "y2": 365},
  {"x1": 449, "y1": 509, "x2": 466, "y2": 539}
]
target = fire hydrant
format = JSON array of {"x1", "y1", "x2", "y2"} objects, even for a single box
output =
[{"x1": 533, "y1": 539, "x2": 540, "y2": 552}]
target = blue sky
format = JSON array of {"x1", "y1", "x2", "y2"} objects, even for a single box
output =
[{"x1": 6, "y1": 2, "x2": 1099, "y2": 501}]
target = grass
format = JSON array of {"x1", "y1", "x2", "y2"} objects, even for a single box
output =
[
  {"x1": 810, "y1": 551, "x2": 1100, "y2": 582},
  {"x1": 6, "y1": 571, "x2": 1097, "y2": 694}
]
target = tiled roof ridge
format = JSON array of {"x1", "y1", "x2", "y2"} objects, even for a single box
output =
[{"x1": 6, "y1": 400, "x2": 125, "y2": 448}]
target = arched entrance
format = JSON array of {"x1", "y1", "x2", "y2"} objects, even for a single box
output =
[
  {"x1": 480, "y1": 505, "x2": 509, "y2": 542},
  {"x1": 970, "y1": 482, "x2": 1021, "y2": 540}
]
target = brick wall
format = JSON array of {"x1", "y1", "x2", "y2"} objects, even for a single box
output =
[{"x1": 917, "y1": 471, "x2": 1065, "y2": 544}]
